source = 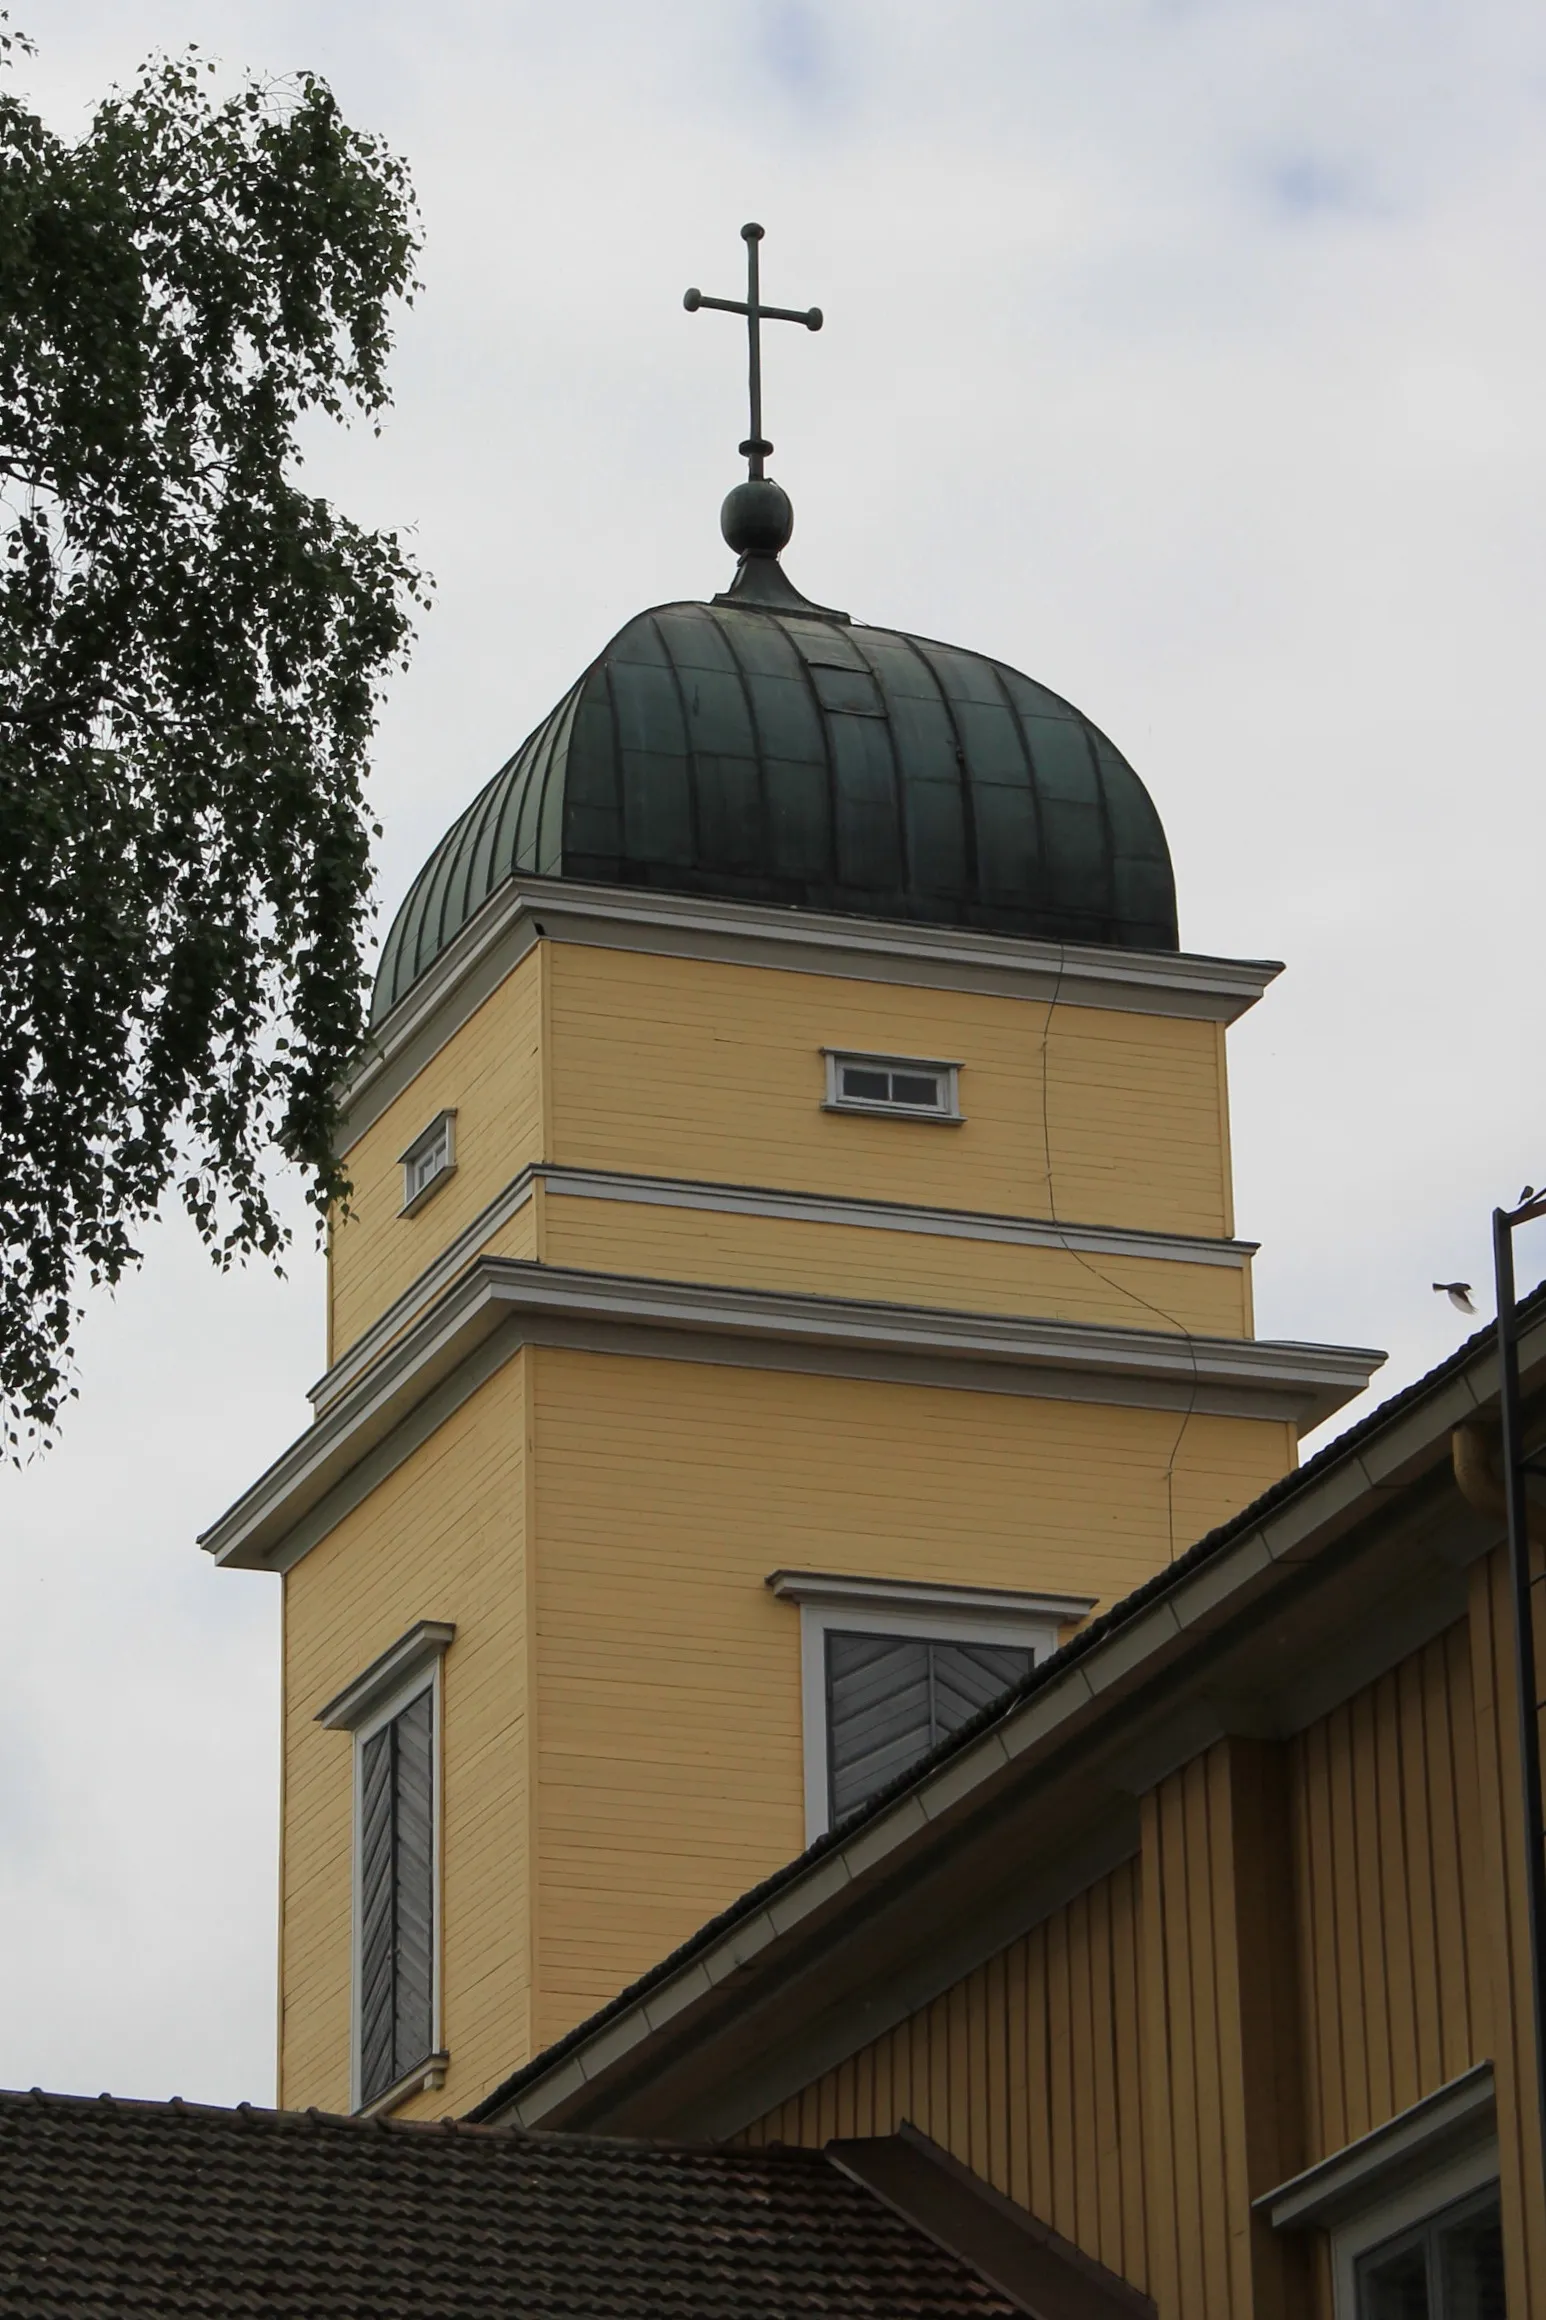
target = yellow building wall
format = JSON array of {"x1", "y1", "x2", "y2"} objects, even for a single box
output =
[
  {"x1": 726, "y1": 1625, "x2": 1507, "y2": 2320},
  {"x1": 547, "y1": 942, "x2": 1234, "y2": 1238},
  {"x1": 279, "y1": 1356, "x2": 531, "y2": 2121},
  {"x1": 528, "y1": 1345, "x2": 1292, "y2": 2051},
  {"x1": 1468, "y1": 1545, "x2": 1546, "y2": 2318},
  {"x1": 326, "y1": 938, "x2": 1248, "y2": 1389},
  {"x1": 543, "y1": 1191, "x2": 1251, "y2": 1337},
  {"x1": 328, "y1": 947, "x2": 545, "y2": 1359},
  {"x1": 1290, "y1": 1621, "x2": 1491, "y2": 2166},
  {"x1": 741, "y1": 1857, "x2": 1149, "y2": 2296}
]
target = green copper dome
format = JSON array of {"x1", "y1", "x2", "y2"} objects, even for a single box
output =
[{"x1": 373, "y1": 579, "x2": 1177, "y2": 1026}]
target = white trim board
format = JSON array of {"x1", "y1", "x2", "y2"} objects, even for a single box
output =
[
  {"x1": 206, "y1": 1258, "x2": 1385, "y2": 1571},
  {"x1": 1257, "y1": 2061, "x2": 1496, "y2": 2232},
  {"x1": 317, "y1": 1619, "x2": 456, "y2": 1732},
  {"x1": 311, "y1": 1162, "x2": 1259, "y2": 1418},
  {"x1": 340, "y1": 875, "x2": 1283, "y2": 1150}
]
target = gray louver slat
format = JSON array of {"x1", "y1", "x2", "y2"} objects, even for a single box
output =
[
  {"x1": 358, "y1": 1728, "x2": 396, "y2": 2102},
  {"x1": 392, "y1": 1691, "x2": 436, "y2": 2079},
  {"x1": 933, "y1": 1642, "x2": 1032, "y2": 1726},
  {"x1": 826, "y1": 1632, "x2": 1034, "y2": 1824},
  {"x1": 356, "y1": 1690, "x2": 437, "y2": 2108}
]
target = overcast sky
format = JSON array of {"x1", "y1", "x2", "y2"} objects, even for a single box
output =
[{"x1": 6, "y1": 0, "x2": 1546, "y2": 2108}]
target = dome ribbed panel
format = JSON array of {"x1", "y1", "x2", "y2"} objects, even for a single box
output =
[{"x1": 371, "y1": 600, "x2": 1178, "y2": 1026}]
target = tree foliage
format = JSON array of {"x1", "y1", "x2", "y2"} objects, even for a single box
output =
[{"x1": 0, "y1": 32, "x2": 423, "y2": 1448}]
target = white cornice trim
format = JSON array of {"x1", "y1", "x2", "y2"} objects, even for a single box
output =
[
  {"x1": 315, "y1": 1619, "x2": 456, "y2": 1731},
  {"x1": 312, "y1": 1164, "x2": 1257, "y2": 1416},
  {"x1": 546, "y1": 1171, "x2": 1257, "y2": 1267},
  {"x1": 766, "y1": 1571, "x2": 1098, "y2": 1622},
  {"x1": 208, "y1": 1258, "x2": 1383, "y2": 1573},
  {"x1": 340, "y1": 877, "x2": 1283, "y2": 1149},
  {"x1": 315, "y1": 1168, "x2": 537, "y2": 1412}
]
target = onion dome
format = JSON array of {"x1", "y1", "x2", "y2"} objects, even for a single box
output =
[{"x1": 373, "y1": 480, "x2": 1177, "y2": 1025}]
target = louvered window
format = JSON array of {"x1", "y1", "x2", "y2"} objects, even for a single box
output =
[
  {"x1": 826, "y1": 1630, "x2": 1033, "y2": 1823},
  {"x1": 357, "y1": 1687, "x2": 436, "y2": 2108}
]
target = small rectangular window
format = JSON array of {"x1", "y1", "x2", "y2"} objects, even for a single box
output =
[
  {"x1": 399, "y1": 1109, "x2": 456, "y2": 1213},
  {"x1": 823, "y1": 1051, "x2": 961, "y2": 1121},
  {"x1": 357, "y1": 1685, "x2": 437, "y2": 2109}
]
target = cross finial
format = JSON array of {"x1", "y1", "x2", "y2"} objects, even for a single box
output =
[{"x1": 684, "y1": 223, "x2": 822, "y2": 480}]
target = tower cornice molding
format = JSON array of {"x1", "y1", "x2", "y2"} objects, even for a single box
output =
[
  {"x1": 202, "y1": 1256, "x2": 1382, "y2": 1575},
  {"x1": 311, "y1": 1162, "x2": 1261, "y2": 1421}
]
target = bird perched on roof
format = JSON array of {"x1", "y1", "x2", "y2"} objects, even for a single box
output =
[{"x1": 1434, "y1": 1282, "x2": 1477, "y2": 1315}]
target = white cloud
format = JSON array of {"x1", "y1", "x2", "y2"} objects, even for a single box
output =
[{"x1": 6, "y1": 0, "x2": 1546, "y2": 2102}]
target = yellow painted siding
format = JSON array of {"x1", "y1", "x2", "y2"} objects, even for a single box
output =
[
  {"x1": 329, "y1": 949, "x2": 545, "y2": 1358},
  {"x1": 1290, "y1": 1622, "x2": 1490, "y2": 2166},
  {"x1": 280, "y1": 1357, "x2": 530, "y2": 2119},
  {"x1": 1141, "y1": 1743, "x2": 1307, "y2": 2320},
  {"x1": 528, "y1": 1346, "x2": 1292, "y2": 2049},
  {"x1": 548, "y1": 944, "x2": 1233, "y2": 1238},
  {"x1": 1468, "y1": 1545, "x2": 1546, "y2": 2318},
  {"x1": 740, "y1": 1859, "x2": 1149, "y2": 2294},
  {"x1": 731, "y1": 1647, "x2": 1499, "y2": 2317},
  {"x1": 543, "y1": 1190, "x2": 1250, "y2": 1337}
]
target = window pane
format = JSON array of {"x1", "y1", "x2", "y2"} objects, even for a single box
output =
[
  {"x1": 1357, "y1": 2231, "x2": 1430, "y2": 2320},
  {"x1": 1436, "y1": 2190, "x2": 1505, "y2": 2320},
  {"x1": 890, "y1": 1072, "x2": 943, "y2": 1108},
  {"x1": 840, "y1": 1066, "x2": 889, "y2": 1102},
  {"x1": 929, "y1": 1643, "x2": 1033, "y2": 1741},
  {"x1": 827, "y1": 1633, "x2": 932, "y2": 1821}
]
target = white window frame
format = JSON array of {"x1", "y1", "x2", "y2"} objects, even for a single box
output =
[
  {"x1": 766, "y1": 1572, "x2": 1093, "y2": 1841},
  {"x1": 399, "y1": 1108, "x2": 457, "y2": 1215},
  {"x1": 1336, "y1": 2162, "x2": 1501, "y2": 2318},
  {"x1": 822, "y1": 1049, "x2": 963, "y2": 1123},
  {"x1": 316, "y1": 1620, "x2": 454, "y2": 2116},
  {"x1": 1255, "y1": 2061, "x2": 1499, "y2": 2319}
]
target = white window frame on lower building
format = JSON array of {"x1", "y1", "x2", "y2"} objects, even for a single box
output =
[
  {"x1": 316, "y1": 1619, "x2": 455, "y2": 2117},
  {"x1": 766, "y1": 1571, "x2": 1094, "y2": 1842},
  {"x1": 1256, "y1": 2060, "x2": 1499, "y2": 2319},
  {"x1": 821, "y1": 1049, "x2": 963, "y2": 1123}
]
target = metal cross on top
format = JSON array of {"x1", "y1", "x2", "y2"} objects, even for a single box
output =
[{"x1": 684, "y1": 223, "x2": 822, "y2": 481}]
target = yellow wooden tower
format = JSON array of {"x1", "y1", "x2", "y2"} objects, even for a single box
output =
[{"x1": 204, "y1": 237, "x2": 1380, "y2": 2122}]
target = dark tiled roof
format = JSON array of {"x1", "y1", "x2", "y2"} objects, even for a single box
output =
[
  {"x1": 0, "y1": 2087, "x2": 1023, "y2": 2320},
  {"x1": 371, "y1": 598, "x2": 1177, "y2": 1023},
  {"x1": 469, "y1": 1281, "x2": 1546, "y2": 2125}
]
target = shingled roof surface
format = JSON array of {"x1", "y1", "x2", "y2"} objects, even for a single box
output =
[{"x1": 0, "y1": 2087, "x2": 1023, "y2": 2320}]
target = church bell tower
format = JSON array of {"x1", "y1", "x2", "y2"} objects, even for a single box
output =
[{"x1": 204, "y1": 228, "x2": 1380, "y2": 2123}]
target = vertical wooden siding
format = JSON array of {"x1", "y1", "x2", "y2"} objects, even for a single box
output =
[
  {"x1": 1468, "y1": 1545, "x2": 1546, "y2": 2316},
  {"x1": 1290, "y1": 1621, "x2": 1490, "y2": 2166},
  {"x1": 739, "y1": 1857, "x2": 1150, "y2": 2296}
]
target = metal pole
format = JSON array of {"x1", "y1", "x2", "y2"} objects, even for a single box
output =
[
  {"x1": 1494, "y1": 1201, "x2": 1546, "y2": 2192},
  {"x1": 743, "y1": 223, "x2": 764, "y2": 479}
]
